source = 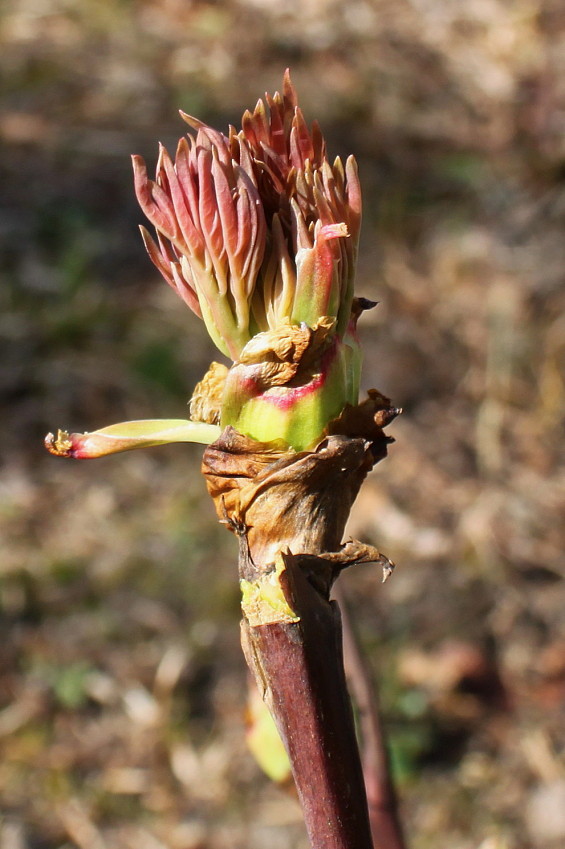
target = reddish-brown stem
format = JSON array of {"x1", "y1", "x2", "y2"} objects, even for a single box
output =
[
  {"x1": 241, "y1": 555, "x2": 375, "y2": 849},
  {"x1": 335, "y1": 583, "x2": 407, "y2": 849}
]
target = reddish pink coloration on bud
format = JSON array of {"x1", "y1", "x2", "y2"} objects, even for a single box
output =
[
  {"x1": 292, "y1": 222, "x2": 349, "y2": 328},
  {"x1": 45, "y1": 420, "x2": 221, "y2": 459},
  {"x1": 133, "y1": 130, "x2": 267, "y2": 359},
  {"x1": 134, "y1": 70, "x2": 361, "y2": 359},
  {"x1": 226, "y1": 73, "x2": 361, "y2": 337}
]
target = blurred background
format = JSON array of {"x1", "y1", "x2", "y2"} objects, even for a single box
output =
[{"x1": 1, "y1": 0, "x2": 564, "y2": 847}]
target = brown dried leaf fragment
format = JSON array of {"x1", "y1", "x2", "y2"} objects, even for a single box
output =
[
  {"x1": 235, "y1": 317, "x2": 336, "y2": 390},
  {"x1": 203, "y1": 390, "x2": 397, "y2": 581},
  {"x1": 204, "y1": 428, "x2": 375, "y2": 571},
  {"x1": 293, "y1": 539, "x2": 395, "y2": 598},
  {"x1": 328, "y1": 389, "x2": 402, "y2": 462},
  {"x1": 189, "y1": 361, "x2": 229, "y2": 425}
]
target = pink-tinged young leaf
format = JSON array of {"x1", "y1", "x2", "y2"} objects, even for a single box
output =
[
  {"x1": 211, "y1": 149, "x2": 239, "y2": 260},
  {"x1": 291, "y1": 198, "x2": 313, "y2": 252},
  {"x1": 251, "y1": 99, "x2": 269, "y2": 148},
  {"x1": 256, "y1": 147, "x2": 286, "y2": 195},
  {"x1": 345, "y1": 155, "x2": 362, "y2": 238},
  {"x1": 313, "y1": 178, "x2": 334, "y2": 228},
  {"x1": 282, "y1": 68, "x2": 298, "y2": 112},
  {"x1": 159, "y1": 144, "x2": 202, "y2": 256},
  {"x1": 256, "y1": 213, "x2": 296, "y2": 330},
  {"x1": 329, "y1": 157, "x2": 345, "y2": 202},
  {"x1": 170, "y1": 258, "x2": 202, "y2": 316},
  {"x1": 179, "y1": 114, "x2": 231, "y2": 167},
  {"x1": 235, "y1": 185, "x2": 251, "y2": 264},
  {"x1": 197, "y1": 149, "x2": 226, "y2": 288},
  {"x1": 266, "y1": 99, "x2": 285, "y2": 157},
  {"x1": 292, "y1": 223, "x2": 348, "y2": 327},
  {"x1": 232, "y1": 133, "x2": 257, "y2": 187},
  {"x1": 138, "y1": 226, "x2": 203, "y2": 318},
  {"x1": 178, "y1": 111, "x2": 205, "y2": 132},
  {"x1": 321, "y1": 160, "x2": 340, "y2": 209},
  {"x1": 241, "y1": 109, "x2": 257, "y2": 149},
  {"x1": 289, "y1": 123, "x2": 303, "y2": 172},
  {"x1": 45, "y1": 419, "x2": 221, "y2": 459},
  {"x1": 131, "y1": 156, "x2": 178, "y2": 241},
  {"x1": 291, "y1": 109, "x2": 315, "y2": 168},
  {"x1": 311, "y1": 120, "x2": 325, "y2": 163},
  {"x1": 139, "y1": 225, "x2": 176, "y2": 287},
  {"x1": 174, "y1": 137, "x2": 201, "y2": 225},
  {"x1": 237, "y1": 189, "x2": 259, "y2": 284}
]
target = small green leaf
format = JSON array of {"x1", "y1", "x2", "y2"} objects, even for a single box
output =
[{"x1": 45, "y1": 419, "x2": 221, "y2": 459}]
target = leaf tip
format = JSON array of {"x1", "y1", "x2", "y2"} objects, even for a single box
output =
[{"x1": 44, "y1": 429, "x2": 74, "y2": 458}]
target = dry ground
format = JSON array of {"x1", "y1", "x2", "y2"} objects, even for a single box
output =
[{"x1": 1, "y1": 1, "x2": 564, "y2": 848}]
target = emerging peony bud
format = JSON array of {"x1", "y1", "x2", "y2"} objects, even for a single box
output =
[
  {"x1": 133, "y1": 72, "x2": 364, "y2": 450},
  {"x1": 47, "y1": 72, "x2": 367, "y2": 457}
]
